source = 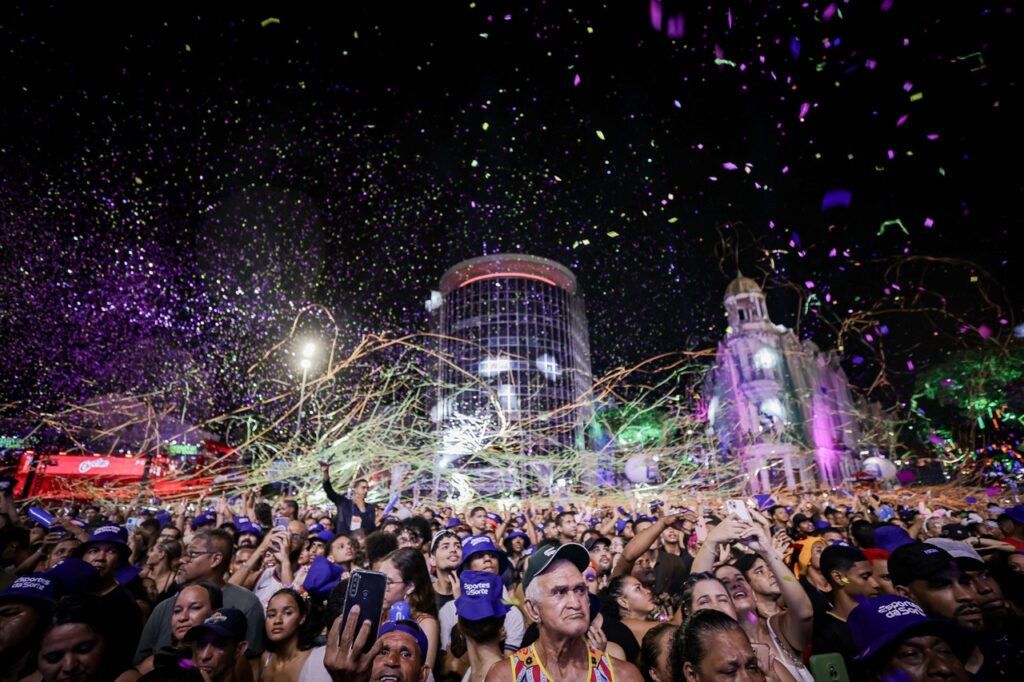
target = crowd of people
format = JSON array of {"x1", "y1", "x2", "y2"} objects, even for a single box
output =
[{"x1": 1, "y1": 464, "x2": 1023, "y2": 681}]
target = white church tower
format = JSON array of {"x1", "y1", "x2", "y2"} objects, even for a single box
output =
[{"x1": 707, "y1": 274, "x2": 862, "y2": 492}]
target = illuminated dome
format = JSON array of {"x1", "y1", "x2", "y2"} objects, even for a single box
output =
[{"x1": 724, "y1": 273, "x2": 763, "y2": 300}]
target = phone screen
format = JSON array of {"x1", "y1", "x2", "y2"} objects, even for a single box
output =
[
  {"x1": 341, "y1": 570, "x2": 387, "y2": 653},
  {"x1": 727, "y1": 500, "x2": 752, "y2": 523}
]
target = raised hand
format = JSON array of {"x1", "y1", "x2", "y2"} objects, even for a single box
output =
[{"x1": 324, "y1": 607, "x2": 380, "y2": 682}]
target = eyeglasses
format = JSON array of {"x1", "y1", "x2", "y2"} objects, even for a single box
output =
[
  {"x1": 184, "y1": 550, "x2": 217, "y2": 561},
  {"x1": 386, "y1": 579, "x2": 406, "y2": 587}
]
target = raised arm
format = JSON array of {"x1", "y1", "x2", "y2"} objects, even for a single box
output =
[
  {"x1": 690, "y1": 517, "x2": 755, "y2": 573},
  {"x1": 749, "y1": 525, "x2": 813, "y2": 653},
  {"x1": 320, "y1": 462, "x2": 348, "y2": 507},
  {"x1": 613, "y1": 513, "x2": 686, "y2": 577}
]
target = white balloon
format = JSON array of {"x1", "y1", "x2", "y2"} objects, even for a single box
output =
[
  {"x1": 862, "y1": 456, "x2": 898, "y2": 481},
  {"x1": 624, "y1": 454, "x2": 658, "y2": 484}
]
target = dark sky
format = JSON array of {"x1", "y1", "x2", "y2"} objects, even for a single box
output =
[{"x1": 0, "y1": 1, "x2": 1019, "y2": 420}]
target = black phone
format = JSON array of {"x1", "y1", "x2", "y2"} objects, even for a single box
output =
[{"x1": 341, "y1": 569, "x2": 387, "y2": 653}]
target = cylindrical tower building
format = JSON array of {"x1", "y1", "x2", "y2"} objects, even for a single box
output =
[{"x1": 434, "y1": 254, "x2": 592, "y2": 452}]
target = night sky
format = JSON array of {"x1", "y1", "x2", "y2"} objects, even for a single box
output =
[{"x1": 1, "y1": 2, "x2": 1019, "y2": 423}]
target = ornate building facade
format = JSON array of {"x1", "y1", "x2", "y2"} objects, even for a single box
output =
[{"x1": 706, "y1": 275, "x2": 863, "y2": 491}]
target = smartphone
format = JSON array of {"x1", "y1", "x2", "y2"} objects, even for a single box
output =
[
  {"x1": 808, "y1": 653, "x2": 851, "y2": 682},
  {"x1": 274, "y1": 516, "x2": 289, "y2": 530},
  {"x1": 725, "y1": 499, "x2": 753, "y2": 523},
  {"x1": 341, "y1": 570, "x2": 387, "y2": 653},
  {"x1": 125, "y1": 517, "x2": 140, "y2": 532}
]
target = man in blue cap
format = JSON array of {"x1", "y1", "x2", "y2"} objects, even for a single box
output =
[
  {"x1": 847, "y1": 594, "x2": 971, "y2": 682},
  {"x1": 324, "y1": 614, "x2": 431, "y2": 682},
  {"x1": 183, "y1": 607, "x2": 250, "y2": 682},
  {"x1": 438, "y1": 535, "x2": 525, "y2": 665},
  {"x1": 0, "y1": 573, "x2": 57, "y2": 679},
  {"x1": 73, "y1": 524, "x2": 143, "y2": 672},
  {"x1": 233, "y1": 516, "x2": 263, "y2": 549},
  {"x1": 998, "y1": 505, "x2": 1024, "y2": 552}
]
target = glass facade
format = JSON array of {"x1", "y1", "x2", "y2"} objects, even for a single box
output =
[{"x1": 436, "y1": 254, "x2": 592, "y2": 451}]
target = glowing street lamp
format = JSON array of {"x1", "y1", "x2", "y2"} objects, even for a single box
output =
[{"x1": 296, "y1": 340, "x2": 319, "y2": 438}]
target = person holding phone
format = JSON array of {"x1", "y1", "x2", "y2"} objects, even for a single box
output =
[
  {"x1": 320, "y1": 462, "x2": 377, "y2": 537},
  {"x1": 324, "y1": 613, "x2": 431, "y2": 682}
]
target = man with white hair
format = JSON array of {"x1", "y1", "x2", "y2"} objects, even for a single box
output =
[{"x1": 484, "y1": 543, "x2": 642, "y2": 682}]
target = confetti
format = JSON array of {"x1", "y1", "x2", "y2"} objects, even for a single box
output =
[{"x1": 0, "y1": 3, "x2": 1014, "y2": 490}]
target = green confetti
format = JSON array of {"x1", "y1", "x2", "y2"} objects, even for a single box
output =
[
  {"x1": 595, "y1": 130, "x2": 605, "y2": 141},
  {"x1": 260, "y1": 17, "x2": 280, "y2": 27},
  {"x1": 877, "y1": 218, "x2": 909, "y2": 236}
]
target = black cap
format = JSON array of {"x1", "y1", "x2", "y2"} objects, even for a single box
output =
[
  {"x1": 522, "y1": 543, "x2": 590, "y2": 591},
  {"x1": 940, "y1": 524, "x2": 970, "y2": 541},
  {"x1": 888, "y1": 543, "x2": 959, "y2": 587},
  {"x1": 584, "y1": 536, "x2": 611, "y2": 552},
  {"x1": 183, "y1": 608, "x2": 248, "y2": 643},
  {"x1": 792, "y1": 513, "x2": 812, "y2": 526}
]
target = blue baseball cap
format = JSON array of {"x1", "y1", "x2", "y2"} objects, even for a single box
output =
[
  {"x1": 313, "y1": 530, "x2": 336, "y2": 544},
  {"x1": 848, "y1": 595, "x2": 972, "y2": 662},
  {"x1": 456, "y1": 570, "x2": 509, "y2": 621},
  {"x1": 191, "y1": 511, "x2": 217, "y2": 531},
  {"x1": 378, "y1": 619, "x2": 429, "y2": 664},
  {"x1": 873, "y1": 524, "x2": 915, "y2": 554},
  {"x1": 234, "y1": 516, "x2": 263, "y2": 538},
  {"x1": 184, "y1": 608, "x2": 248, "y2": 643},
  {"x1": 458, "y1": 535, "x2": 510, "y2": 575},
  {"x1": 154, "y1": 510, "x2": 174, "y2": 528}
]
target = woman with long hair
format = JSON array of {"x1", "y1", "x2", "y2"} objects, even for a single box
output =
[
  {"x1": 379, "y1": 547, "x2": 440, "y2": 670},
  {"x1": 135, "y1": 580, "x2": 223, "y2": 676},
  {"x1": 254, "y1": 587, "x2": 314, "y2": 681},
  {"x1": 140, "y1": 539, "x2": 183, "y2": 604},
  {"x1": 601, "y1": 575, "x2": 662, "y2": 646}
]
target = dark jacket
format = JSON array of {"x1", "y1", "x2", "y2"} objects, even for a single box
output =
[{"x1": 323, "y1": 478, "x2": 377, "y2": 536}]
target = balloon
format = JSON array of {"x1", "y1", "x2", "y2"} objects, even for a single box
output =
[
  {"x1": 862, "y1": 456, "x2": 898, "y2": 481},
  {"x1": 624, "y1": 454, "x2": 658, "y2": 484}
]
